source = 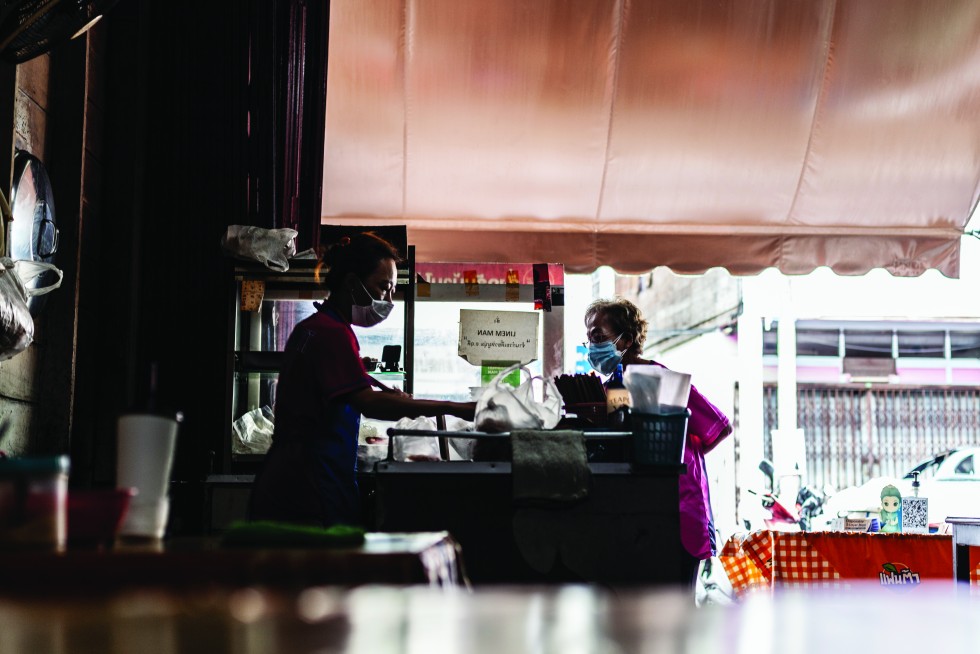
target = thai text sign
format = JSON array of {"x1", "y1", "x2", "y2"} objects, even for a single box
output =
[{"x1": 458, "y1": 309, "x2": 538, "y2": 366}]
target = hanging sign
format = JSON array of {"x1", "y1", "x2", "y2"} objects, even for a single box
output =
[
  {"x1": 458, "y1": 309, "x2": 538, "y2": 366},
  {"x1": 241, "y1": 280, "x2": 265, "y2": 312}
]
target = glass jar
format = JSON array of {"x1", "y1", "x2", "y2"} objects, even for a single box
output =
[{"x1": 0, "y1": 455, "x2": 70, "y2": 551}]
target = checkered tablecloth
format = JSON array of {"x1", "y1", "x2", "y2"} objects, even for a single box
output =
[
  {"x1": 771, "y1": 534, "x2": 841, "y2": 588},
  {"x1": 719, "y1": 530, "x2": 955, "y2": 599},
  {"x1": 718, "y1": 531, "x2": 773, "y2": 599}
]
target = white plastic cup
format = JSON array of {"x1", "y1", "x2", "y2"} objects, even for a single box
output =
[{"x1": 116, "y1": 413, "x2": 180, "y2": 539}]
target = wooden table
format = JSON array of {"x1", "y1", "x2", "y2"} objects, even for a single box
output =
[
  {"x1": 0, "y1": 532, "x2": 461, "y2": 595},
  {"x1": 0, "y1": 583, "x2": 976, "y2": 653}
]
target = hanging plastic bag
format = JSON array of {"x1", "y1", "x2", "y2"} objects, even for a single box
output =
[
  {"x1": 474, "y1": 363, "x2": 564, "y2": 433},
  {"x1": 391, "y1": 416, "x2": 442, "y2": 462},
  {"x1": 220, "y1": 225, "x2": 298, "y2": 271},
  {"x1": 0, "y1": 257, "x2": 63, "y2": 361}
]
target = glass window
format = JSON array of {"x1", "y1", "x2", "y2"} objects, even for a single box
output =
[
  {"x1": 411, "y1": 301, "x2": 543, "y2": 402},
  {"x1": 950, "y1": 331, "x2": 980, "y2": 359},
  {"x1": 763, "y1": 321, "x2": 777, "y2": 355},
  {"x1": 844, "y1": 330, "x2": 893, "y2": 358},
  {"x1": 954, "y1": 454, "x2": 974, "y2": 476},
  {"x1": 896, "y1": 330, "x2": 945, "y2": 358},
  {"x1": 796, "y1": 329, "x2": 840, "y2": 357}
]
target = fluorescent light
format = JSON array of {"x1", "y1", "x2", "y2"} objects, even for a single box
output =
[{"x1": 71, "y1": 15, "x2": 103, "y2": 40}]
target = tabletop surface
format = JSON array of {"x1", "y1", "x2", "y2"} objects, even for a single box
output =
[
  {"x1": 0, "y1": 532, "x2": 462, "y2": 593},
  {"x1": 0, "y1": 583, "x2": 975, "y2": 654}
]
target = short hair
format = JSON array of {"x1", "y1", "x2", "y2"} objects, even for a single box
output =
[
  {"x1": 585, "y1": 297, "x2": 648, "y2": 348},
  {"x1": 321, "y1": 231, "x2": 401, "y2": 292}
]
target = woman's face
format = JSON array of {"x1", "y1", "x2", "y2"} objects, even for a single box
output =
[
  {"x1": 352, "y1": 258, "x2": 397, "y2": 305},
  {"x1": 585, "y1": 310, "x2": 619, "y2": 346},
  {"x1": 882, "y1": 496, "x2": 900, "y2": 513}
]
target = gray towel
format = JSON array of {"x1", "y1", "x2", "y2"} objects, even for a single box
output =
[{"x1": 511, "y1": 430, "x2": 590, "y2": 503}]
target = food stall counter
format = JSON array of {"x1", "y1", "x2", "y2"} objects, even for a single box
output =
[
  {"x1": 719, "y1": 529, "x2": 956, "y2": 599},
  {"x1": 371, "y1": 427, "x2": 687, "y2": 585}
]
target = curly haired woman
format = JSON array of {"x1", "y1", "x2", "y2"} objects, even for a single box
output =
[{"x1": 585, "y1": 297, "x2": 732, "y2": 587}]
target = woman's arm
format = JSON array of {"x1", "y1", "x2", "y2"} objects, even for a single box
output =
[{"x1": 346, "y1": 387, "x2": 476, "y2": 422}]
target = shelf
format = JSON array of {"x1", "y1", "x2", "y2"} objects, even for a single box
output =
[
  {"x1": 225, "y1": 245, "x2": 417, "y2": 475},
  {"x1": 236, "y1": 351, "x2": 283, "y2": 372},
  {"x1": 234, "y1": 353, "x2": 406, "y2": 376},
  {"x1": 231, "y1": 453, "x2": 267, "y2": 463}
]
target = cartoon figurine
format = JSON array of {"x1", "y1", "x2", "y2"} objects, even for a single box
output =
[{"x1": 879, "y1": 484, "x2": 902, "y2": 533}]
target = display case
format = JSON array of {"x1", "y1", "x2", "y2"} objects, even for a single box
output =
[{"x1": 222, "y1": 250, "x2": 415, "y2": 473}]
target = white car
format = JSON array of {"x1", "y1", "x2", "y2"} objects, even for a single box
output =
[{"x1": 815, "y1": 447, "x2": 980, "y2": 529}]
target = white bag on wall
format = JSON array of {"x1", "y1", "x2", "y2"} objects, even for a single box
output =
[{"x1": 0, "y1": 257, "x2": 63, "y2": 361}]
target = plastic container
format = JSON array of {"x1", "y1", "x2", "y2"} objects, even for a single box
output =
[
  {"x1": 67, "y1": 487, "x2": 137, "y2": 548},
  {"x1": 0, "y1": 455, "x2": 70, "y2": 551},
  {"x1": 631, "y1": 411, "x2": 690, "y2": 468}
]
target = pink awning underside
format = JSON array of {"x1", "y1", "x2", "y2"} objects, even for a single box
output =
[{"x1": 321, "y1": 0, "x2": 980, "y2": 277}]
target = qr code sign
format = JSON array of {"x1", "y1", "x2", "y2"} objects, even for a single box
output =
[{"x1": 902, "y1": 497, "x2": 929, "y2": 534}]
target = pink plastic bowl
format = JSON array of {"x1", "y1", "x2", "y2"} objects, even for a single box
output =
[{"x1": 67, "y1": 488, "x2": 137, "y2": 547}]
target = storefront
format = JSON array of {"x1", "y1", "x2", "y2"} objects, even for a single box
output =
[{"x1": 2, "y1": 2, "x2": 980, "y2": 650}]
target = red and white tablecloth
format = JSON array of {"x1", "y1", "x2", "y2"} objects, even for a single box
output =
[
  {"x1": 719, "y1": 530, "x2": 954, "y2": 599},
  {"x1": 718, "y1": 530, "x2": 772, "y2": 598}
]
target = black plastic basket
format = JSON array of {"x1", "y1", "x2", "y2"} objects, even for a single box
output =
[{"x1": 631, "y1": 410, "x2": 690, "y2": 467}]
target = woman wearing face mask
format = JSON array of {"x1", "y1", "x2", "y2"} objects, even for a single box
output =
[
  {"x1": 585, "y1": 297, "x2": 732, "y2": 587},
  {"x1": 249, "y1": 232, "x2": 475, "y2": 528}
]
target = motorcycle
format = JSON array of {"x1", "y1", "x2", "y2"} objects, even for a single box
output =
[{"x1": 741, "y1": 460, "x2": 826, "y2": 532}]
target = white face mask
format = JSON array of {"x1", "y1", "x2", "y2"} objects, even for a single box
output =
[{"x1": 351, "y1": 277, "x2": 394, "y2": 328}]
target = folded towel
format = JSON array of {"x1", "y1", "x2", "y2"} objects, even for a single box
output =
[
  {"x1": 221, "y1": 520, "x2": 366, "y2": 548},
  {"x1": 511, "y1": 430, "x2": 590, "y2": 504}
]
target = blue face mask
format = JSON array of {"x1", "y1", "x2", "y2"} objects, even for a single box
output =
[{"x1": 587, "y1": 334, "x2": 624, "y2": 375}]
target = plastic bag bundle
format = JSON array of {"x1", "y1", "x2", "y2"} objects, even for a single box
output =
[
  {"x1": 444, "y1": 415, "x2": 476, "y2": 460},
  {"x1": 391, "y1": 416, "x2": 442, "y2": 461},
  {"x1": 0, "y1": 257, "x2": 63, "y2": 361},
  {"x1": 231, "y1": 405, "x2": 275, "y2": 454},
  {"x1": 220, "y1": 225, "x2": 298, "y2": 271},
  {"x1": 475, "y1": 363, "x2": 563, "y2": 433}
]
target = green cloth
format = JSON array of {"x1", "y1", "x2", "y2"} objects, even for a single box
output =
[
  {"x1": 222, "y1": 520, "x2": 366, "y2": 548},
  {"x1": 510, "y1": 430, "x2": 590, "y2": 503}
]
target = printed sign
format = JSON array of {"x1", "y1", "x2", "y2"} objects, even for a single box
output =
[
  {"x1": 901, "y1": 496, "x2": 929, "y2": 534},
  {"x1": 458, "y1": 310, "x2": 538, "y2": 366}
]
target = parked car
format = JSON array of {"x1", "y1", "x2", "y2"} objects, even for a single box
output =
[{"x1": 815, "y1": 447, "x2": 980, "y2": 529}]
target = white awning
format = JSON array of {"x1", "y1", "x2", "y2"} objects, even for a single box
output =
[{"x1": 321, "y1": 0, "x2": 980, "y2": 277}]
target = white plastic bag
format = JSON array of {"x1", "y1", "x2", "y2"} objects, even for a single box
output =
[
  {"x1": 392, "y1": 416, "x2": 442, "y2": 461},
  {"x1": 231, "y1": 405, "x2": 275, "y2": 454},
  {"x1": 444, "y1": 415, "x2": 476, "y2": 460},
  {"x1": 220, "y1": 225, "x2": 298, "y2": 271},
  {"x1": 474, "y1": 363, "x2": 563, "y2": 433},
  {"x1": 0, "y1": 257, "x2": 62, "y2": 361}
]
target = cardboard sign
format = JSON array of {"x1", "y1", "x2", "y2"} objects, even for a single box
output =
[{"x1": 458, "y1": 310, "x2": 538, "y2": 366}]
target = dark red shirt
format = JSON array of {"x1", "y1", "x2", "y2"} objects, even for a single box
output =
[{"x1": 250, "y1": 305, "x2": 372, "y2": 526}]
